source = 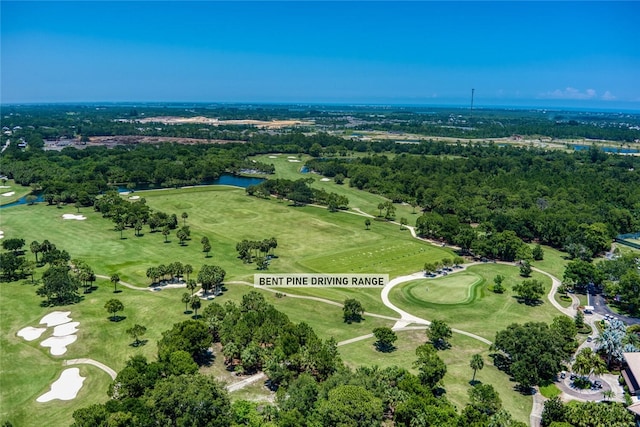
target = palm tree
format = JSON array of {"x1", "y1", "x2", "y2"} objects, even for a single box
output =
[
  {"x1": 184, "y1": 264, "x2": 193, "y2": 281},
  {"x1": 162, "y1": 226, "x2": 170, "y2": 243},
  {"x1": 572, "y1": 347, "x2": 606, "y2": 380},
  {"x1": 30, "y1": 240, "x2": 41, "y2": 264},
  {"x1": 470, "y1": 354, "x2": 484, "y2": 383},
  {"x1": 115, "y1": 222, "x2": 125, "y2": 239},
  {"x1": 602, "y1": 390, "x2": 615, "y2": 401},
  {"x1": 190, "y1": 295, "x2": 201, "y2": 318},
  {"x1": 181, "y1": 292, "x2": 191, "y2": 313},
  {"x1": 596, "y1": 325, "x2": 625, "y2": 368},
  {"x1": 110, "y1": 274, "x2": 120, "y2": 293},
  {"x1": 365, "y1": 219, "x2": 371, "y2": 230},
  {"x1": 181, "y1": 212, "x2": 188, "y2": 226}
]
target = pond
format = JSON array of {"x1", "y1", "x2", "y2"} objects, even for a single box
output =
[
  {"x1": 0, "y1": 174, "x2": 265, "y2": 209},
  {"x1": 573, "y1": 144, "x2": 639, "y2": 154}
]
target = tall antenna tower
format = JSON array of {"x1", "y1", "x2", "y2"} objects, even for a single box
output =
[{"x1": 470, "y1": 88, "x2": 475, "y2": 120}]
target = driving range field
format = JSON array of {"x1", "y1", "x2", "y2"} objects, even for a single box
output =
[{"x1": 0, "y1": 168, "x2": 566, "y2": 425}]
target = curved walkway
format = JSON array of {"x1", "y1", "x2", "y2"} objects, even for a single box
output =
[
  {"x1": 63, "y1": 358, "x2": 117, "y2": 380},
  {"x1": 96, "y1": 274, "x2": 187, "y2": 292}
]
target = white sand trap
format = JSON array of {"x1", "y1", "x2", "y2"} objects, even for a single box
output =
[
  {"x1": 288, "y1": 159, "x2": 301, "y2": 163},
  {"x1": 0, "y1": 185, "x2": 10, "y2": 188},
  {"x1": 53, "y1": 322, "x2": 79, "y2": 337},
  {"x1": 36, "y1": 368, "x2": 85, "y2": 402},
  {"x1": 0, "y1": 230, "x2": 4, "y2": 240},
  {"x1": 40, "y1": 311, "x2": 72, "y2": 327},
  {"x1": 62, "y1": 214, "x2": 86, "y2": 220},
  {"x1": 119, "y1": 191, "x2": 130, "y2": 196},
  {"x1": 321, "y1": 178, "x2": 331, "y2": 181},
  {"x1": 287, "y1": 156, "x2": 297, "y2": 159},
  {"x1": 17, "y1": 326, "x2": 47, "y2": 341},
  {"x1": 268, "y1": 155, "x2": 278, "y2": 158},
  {"x1": 1, "y1": 191, "x2": 15, "y2": 196},
  {"x1": 128, "y1": 195, "x2": 140, "y2": 200},
  {"x1": 41, "y1": 335, "x2": 77, "y2": 355}
]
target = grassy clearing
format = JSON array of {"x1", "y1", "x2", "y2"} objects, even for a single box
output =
[
  {"x1": 278, "y1": 287, "x2": 396, "y2": 317},
  {"x1": 338, "y1": 330, "x2": 531, "y2": 424},
  {"x1": 539, "y1": 383, "x2": 561, "y2": 398},
  {"x1": 389, "y1": 264, "x2": 561, "y2": 341}
]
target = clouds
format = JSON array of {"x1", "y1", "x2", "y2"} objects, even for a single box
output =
[{"x1": 539, "y1": 87, "x2": 616, "y2": 101}]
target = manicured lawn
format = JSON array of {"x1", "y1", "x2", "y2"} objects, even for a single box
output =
[
  {"x1": 338, "y1": 330, "x2": 531, "y2": 424},
  {"x1": 400, "y1": 272, "x2": 483, "y2": 305},
  {"x1": 0, "y1": 179, "x2": 32, "y2": 206},
  {"x1": 539, "y1": 383, "x2": 561, "y2": 398},
  {"x1": 531, "y1": 244, "x2": 569, "y2": 281},
  {"x1": 389, "y1": 264, "x2": 562, "y2": 341},
  {"x1": 0, "y1": 185, "x2": 450, "y2": 287}
]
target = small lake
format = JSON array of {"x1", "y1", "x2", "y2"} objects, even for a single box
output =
[
  {"x1": 573, "y1": 144, "x2": 639, "y2": 154},
  {"x1": 0, "y1": 174, "x2": 265, "y2": 209}
]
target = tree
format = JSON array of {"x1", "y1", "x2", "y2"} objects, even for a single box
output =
[
  {"x1": 184, "y1": 264, "x2": 193, "y2": 281},
  {"x1": 469, "y1": 383, "x2": 502, "y2": 416},
  {"x1": 30, "y1": 240, "x2": 41, "y2": 264},
  {"x1": 373, "y1": 327, "x2": 397, "y2": 352},
  {"x1": 181, "y1": 211, "x2": 188, "y2": 226},
  {"x1": 532, "y1": 244, "x2": 544, "y2": 261},
  {"x1": 147, "y1": 374, "x2": 231, "y2": 426},
  {"x1": 110, "y1": 273, "x2": 120, "y2": 293},
  {"x1": 414, "y1": 344, "x2": 447, "y2": 388},
  {"x1": 197, "y1": 264, "x2": 226, "y2": 296},
  {"x1": 426, "y1": 319, "x2": 452, "y2": 349},
  {"x1": 493, "y1": 275, "x2": 505, "y2": 293},
  {"x1": 190, "y1": 295, "x2": 202, "y2": 318},
  {"x1": 519, "y1": 260, "x2": 532, "y2": 277},
  {"x1": 512, "y1": 279, "x2": 544, "y2": 305},
  {"x1": 364, "y1": 218, "x2": 371, "y2": 230},
  {"x1": 574, "y1": 310, "x2": 584, "y2": 330},
  {"x1": 572, "y1": 347, "x2": 606, "y2": 379},
  {"x1": 126, "y1": 324, "x2": 147, "y2": 346},
  {"x1": 182, "y1": 292, "x2": 191, "y2": 313},
  {"x1": 37, "y1": 266, "x2": 80, "y2": 305},
  {"x1": 316, "y1": 385, "x2": 383, "y2": 427},
  {"x1": 115, "y1": 222, "x2": 125, "y2": 239},
  {"x1": 470, "y1": 354, "x2": 484, "y2": 383},
  {"x1": 162, "y1": 226, "x2": 170, "y2": 243},
  {"x1": 176, "y1": 228, "x2": 188, "y2": 246},
  {"x1": 157, "y1": 319, "x2": 211, "y2": 364},
  {"x1": 343, "y1": 298, "x2": 364, "y2": 323},
  {"x1": 203, "y1": 241, "x2": 212, "y2": 257},
  {"x1": 541, "y1": 396, "x2": 566, "y2": 427},
  {"x1": 2, "y1": 238, "x2": 25, "y2": 255},
  {"x1": 105, "y1": 299, "x2": 124, "y2": 321},
  {"x1": 617, "y1": 270, "x2": 640, "y2": 315},
  {"x1": 494, "y1": 322, "x2": 566, "y2": 389},
  {"x1": 400, "y1": 217, "x2": 408, "y2": 230}
]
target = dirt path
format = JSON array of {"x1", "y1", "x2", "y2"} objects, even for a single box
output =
[{"x1": 225, "y1": 372, "x2": 267, "y2": 392}]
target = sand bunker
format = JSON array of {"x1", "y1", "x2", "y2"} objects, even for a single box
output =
[
  {"x1": 0, "y1": 185, "x2": 10, "y2": 188},
  {"x1": 41, "y1": 335, "x2": 78, "y2": 356},
  {"x1": 128, "y1": 195, "x2": 140, "y2": 200},
  {"x1": 36, "y1": 368, "x2": 85, "y2": 402},
  {"x1": 17, "y1": 326, "x2": 47, "y2": 341},
  {"x1": 53, "y1": 322, "x2": 79, "y2": 337},
  {"x1": 62, "y1": 214, "x2": 86, "y2": 220},
  {"x1": 268, "y1": 155, "x2": 278, "y2": 158},
  {"x1": 321, "y1": 178, "x2": 331, "y2": 182},
  {"x1": 0, "y1": 230, "x2": 4, "y2": 240},
  {"x1": 288, "y1": 160, "x2": 301, "y2": 163},
  {"x1": 40, "y1": 311, "x2": 72, "y2": 327},
  {"x1": 1, "y1": 191, "x2": 15, "y2": 197},
  {"x1": 287, "y1": 156, "x2": 297, "y2": 159}
]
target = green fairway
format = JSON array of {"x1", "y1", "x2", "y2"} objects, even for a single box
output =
[
  {"x1": 531, "y1": 244, "x2": 569, "y2": 281},
  {"x1": 400, "y1": 271, "x2": 483, "y2": 304},
  {"x1": 277, "y1": 286, "x2": 397, "y2": 317},
  {"x1": 0, "y1": 185, "x2": 449, "y2": 287},
  {"x1": 389, "y1": 264, "x2": 561, "y2": 341},
  {"x1": 338, "y1": 329, "x2": 531, "y2": 424},
  {"x1": 251, "y1": 153, "x2": 418, "y2": 219},
  {"x1": 0, "y1": 179, "x2": 32, "y2": 206}
]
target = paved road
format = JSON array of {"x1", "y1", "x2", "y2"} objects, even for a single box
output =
[
  {"x1": 63, "y1": 358, "x2": 117, "y2": 380},
  {"x1": 590, "y1": 293, "x2": 640, "y2": 325}
]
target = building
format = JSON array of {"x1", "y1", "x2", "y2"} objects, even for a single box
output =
[{"x1": 622, "y1": 352, "x2": 640, "y2": 396}]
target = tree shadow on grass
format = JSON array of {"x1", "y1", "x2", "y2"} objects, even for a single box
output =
[
  {"x1": 183, "y1": 310, "x2": 193, "y2": 315},
  {"x1": 374, "y1": 343, "x2": 397, "y2": 353},
  {"x1": 511, "y1": 296, "x2": 544, "y2": 306},
  {"x1": 129, "y1": 339, "x2": 148, "y2": 348},
  {"x1": 108, "y1": 315, "x2": 127, "y2": 322},
  {"x1": 113, "y1": 289, "x2": 123, "y2": 294},
  {"x1": 469, "y1": 379, "x2": 483, "y2": 386}
]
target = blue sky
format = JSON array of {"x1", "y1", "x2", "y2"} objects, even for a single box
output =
[{"x1": 2, "y1": 1, "x2": 639, "y2": 109}]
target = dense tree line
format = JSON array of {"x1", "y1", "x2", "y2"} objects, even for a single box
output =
[
  {"x1": 246, "y1": 178, "x2": 349, "y2": 210},
  {"x1": 70, "y1": 290, "x2": 530, "y2": 427},
  {"x1": 308, "y1": 145, "x2": 639, "y2": 255}
]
